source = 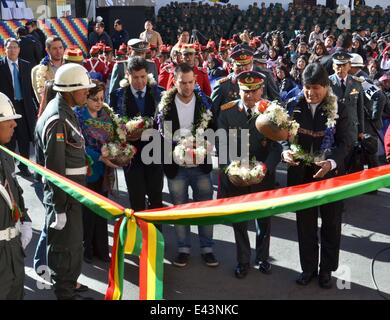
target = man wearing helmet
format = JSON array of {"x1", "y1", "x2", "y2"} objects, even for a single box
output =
[
  {"x1": 35, "y1": 63, "x2": 95, "y2": 300},
  {"x1": 0, "y1": 92, "x2": 32, "y2": 299}
]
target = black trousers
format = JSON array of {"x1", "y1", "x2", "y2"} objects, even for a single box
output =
[
  {"x1": 6, "y1": 101, "x2": 31, "y2": 171},
  {"x1": 124, "y1": 161, "x2": 163, "y2": 212},
  {"x1": 83, "y1": 178, "x2": 109, "y2": 260},
  {"x1": 296, "y1": 203, "x2": 342, "y2": 274},
  {"x1": 293, "y1": 166, "x2": 343, "y2": 273},
  {"x1": 219, "y1": 172, "x2": 273, "y2": 265},
  {"x1": 233, "y1": 217, "x2": 271, "y2": 265}
]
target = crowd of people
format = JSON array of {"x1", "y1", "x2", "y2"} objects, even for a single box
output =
[
  {"x1": 1, "y1": 2, "x2": 390, "y2": 300},
  {"x1": 156, "y1": 2, "x2": 390, "y2": 45}
]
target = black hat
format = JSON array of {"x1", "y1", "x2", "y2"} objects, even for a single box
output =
[
  {"x1": 302, "y1": 63, "x2": 329, "y2": 87},
  {"x1": 332, "y1": 51, "x2": 352, "y2": 65}
]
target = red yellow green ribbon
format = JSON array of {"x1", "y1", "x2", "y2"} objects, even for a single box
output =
[{"x1": 3, "y1": 145, "x2": 390, "y2": 300}]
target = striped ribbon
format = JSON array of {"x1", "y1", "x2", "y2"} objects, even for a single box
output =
[{"x1": 2, "y1": 145, "x2": 390, "y2": 300}]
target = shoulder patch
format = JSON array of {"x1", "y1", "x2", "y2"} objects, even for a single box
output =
[
  {"x1": 351, "y1": 75, "x2": 365, "y2": 83},
  {"x1": 221, "y1": 100, "x2": 238, "y2": 111},
  {"x1": 218, "y1": 76, "x2": 230, "y2": 84}
]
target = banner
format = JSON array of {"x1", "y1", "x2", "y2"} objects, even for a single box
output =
[
  {"x1": 0, "y1": 17, "x2": 88, "y2": 57},
  {"x1": 2, "y1": 144, "x2": 390, "y2": 300}
]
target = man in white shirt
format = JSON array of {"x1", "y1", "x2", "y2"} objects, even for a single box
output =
[{"x1": 158, "y1": 63, "x2": 218, "y2": 268}]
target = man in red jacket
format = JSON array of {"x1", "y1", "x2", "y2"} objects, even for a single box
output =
[{"x1": 166, "y1": 44, "x2": 212, "y2": 96}]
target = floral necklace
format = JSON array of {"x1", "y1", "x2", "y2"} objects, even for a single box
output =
[
  {"x1": 157, "y1": 87, "x2": 213, "y2": 140},
  {"x1": 291, "y1": 91, "x2": 339, "y2": 165}
]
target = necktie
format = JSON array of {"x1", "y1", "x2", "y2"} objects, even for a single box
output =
[
  {"x1": 247, "y1": 108, "x2": 252, "y2": 120},
  {"x1": 340, "y1": 79, "x2": 346, "y2": 95},
  {"x1": 135, "y1": 90, "x2": 145, "y2": 115},
  {"x1": 12, "y1": 63, "x2": 22, "y2": 101},
  {"x1": 310, "y1": 104, "x2": 316, "y2": 117}
]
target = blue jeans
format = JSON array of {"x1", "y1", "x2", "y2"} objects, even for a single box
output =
[{"x1": 167, "y1": 167, "x2": 214, "y2": 254}]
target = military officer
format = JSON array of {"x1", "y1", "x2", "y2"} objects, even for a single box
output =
[
  {"x1": 211, "y1": 44, "x2": 279, "y2": 119},
  {"x1": 35, "y1": 63, "x2": 96, "y2": 300},
  {"x1": 329, "y1": 51, "x2": 365, "y2": 173},
  {"x1": 329, "y1": 51, "x2": 365, "y2": 142},
  {"x1": 0, "y1": 92, "x2": 32, "y2": 300},
  {"x1": 217, "y1": 71, "x2": 282, "y2": 279},
  {"x1": 349, "y1": 53, "x2": 387, "y2": 169}
]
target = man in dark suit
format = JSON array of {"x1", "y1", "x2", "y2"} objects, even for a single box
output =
[
  {"x1": 282, "y1": 63, "x2": 354, "y2": 289},
  {"x1": 157, "y1": 63, "x2": 218, "y2": 268},
  {"x1": 16, "y1": 27, "x2": 42, "y2": 68},
  {"x1": 25, "y1": 20, "x2": 46, "y2": 60},
  {"x1": 217, "y1": 71, "x2": 282, "y2": 279},
  {"x1": 0, "y1": 38, "x2": 37, "y2": 177},
  {"x1": 111, "y1": 57, "x2": 164, "y2": 214}
]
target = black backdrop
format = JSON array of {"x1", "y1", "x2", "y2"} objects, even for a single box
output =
[{"x1": 96, "y1": 6, "x2": 155, "y2": 39}]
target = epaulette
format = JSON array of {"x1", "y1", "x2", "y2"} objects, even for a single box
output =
[
  {"x1": 351, "y1": 75, "x2": 365, "y2": 83},
  {"x1": 218, "y1": 76, "x2": 230, "y2": 84},
  {"x1": 221, "y1": 100, "x2": 238, "y2": 111}
]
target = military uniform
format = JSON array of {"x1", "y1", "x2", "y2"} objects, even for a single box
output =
[
  {"x1": 35, "y1": 93, "x2": 87, "y2": 300},
  {"x1": 329, "y1": 74, "x2": 365, "y2": 140},
  {"x1": 217, "y1": 71, "x2": 282, "y2": 277},
  {"x1": 0, "y1": 149, "x2": 30, "y2": 299},
  {"x1": 355, "y1": 72, "x2": 387, "y2": 168},
  {"x1": 211, "y1": 73, "x2": 240, "y2": 117},
  {"x1": 211, "y1": 44, "x2": 280, "y2": 118},
  {"x1": 218, "y1": 98, "x2": 282, "y2": 273},
  {"x1": 166, "y1": 65, "x2": 212, "y2": 97}
]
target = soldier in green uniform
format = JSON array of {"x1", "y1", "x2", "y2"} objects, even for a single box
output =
[
  {"x1": 35, "y1": 63, "x2": 95, "y2": 300},
  {"x1": 0, "y1": 92, "x2": 32, "y2": 300}
]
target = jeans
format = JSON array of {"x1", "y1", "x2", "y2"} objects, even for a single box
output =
[{"x1": 167, "y1": 167, "x2": 214, "y2": 254}]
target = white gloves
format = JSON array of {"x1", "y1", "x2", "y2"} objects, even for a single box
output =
[
  {"x1": 50, "y1": 213, "x2": 67, "y2": 230},
  {"x1": 20, "y1": 222, "x2": 32, "y2": 250}
]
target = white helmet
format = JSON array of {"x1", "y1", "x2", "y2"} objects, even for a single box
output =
[
  {"x1": 0, "y1": 92, "x2": 21, "y2": 122},
  {"x1": 53, "y1": 63, "x2": 96, "y2": 92},
  {"x1": 350, "y1": 53, "x2": 365, "y2": 68}
]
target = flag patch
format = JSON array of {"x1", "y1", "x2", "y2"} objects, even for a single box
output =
[{"x1": 56, "y1": 133, "x2": 64, "y2": 141}]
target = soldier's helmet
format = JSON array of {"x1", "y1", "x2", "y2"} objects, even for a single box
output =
[
  {"x1": 0, "y1": 92, "x2": 21, "y2": 122},
  {"x1": 53, "y1": 63, "x2": 96, "y2": 92}
]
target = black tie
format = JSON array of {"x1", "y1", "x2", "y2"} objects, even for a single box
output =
[
  {"x1": 340, "y1": 79, "x2": 346, "y2": 94},
  {"x1": 247, "y1": 108, "x2": 252, "y2": 120}
]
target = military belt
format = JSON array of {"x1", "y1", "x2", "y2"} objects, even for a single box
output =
[
  {"x1": 65, "y1": 166, "x2": 88, "y2": 176},
  {"x1": 0, "y1": 226, "x2": 19, "y2": 241}
]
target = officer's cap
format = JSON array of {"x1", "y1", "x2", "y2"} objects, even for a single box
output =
[
  {"x1": 237, "y1": 71, "x2": 265, "y2": 91},
  {"x1": 230, "y1": 44, "x2": 254, "y2": 66},
  {"x1": 127, "y1": 39, "x2": 149, "y2": 52},
  {"x1": 332, "y1": 51, "x2": 352, "y2": 65}
]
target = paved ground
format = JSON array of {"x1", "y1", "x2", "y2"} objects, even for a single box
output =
[{"x1": 16, "y1": 156, "x2": 390, "y2": 300}]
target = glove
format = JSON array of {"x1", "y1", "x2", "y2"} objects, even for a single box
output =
[
  {"x1": 20, "y1": 222, "x2": 32, "y2": 250},
  {"x1": 50, "y1": 213, "x2": 67, "y2": 230}
]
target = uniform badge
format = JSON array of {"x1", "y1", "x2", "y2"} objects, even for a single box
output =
[
  {"x1": 56, "y1": 133, "x2": 64, "y2": 142},
  {"x1": 350, "y1": 88, "x2": 359, "y2": 95}
]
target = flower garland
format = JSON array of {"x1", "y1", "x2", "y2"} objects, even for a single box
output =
[
  {"x1": 157, "y1": 87, "x2": 213, "y2": 141},
  {"x1": 36, "y1": 56, "x2": 51, "y2": 97},
  {"x1": 291, "y1": 91, "x2": 339, "y2": 165}
]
